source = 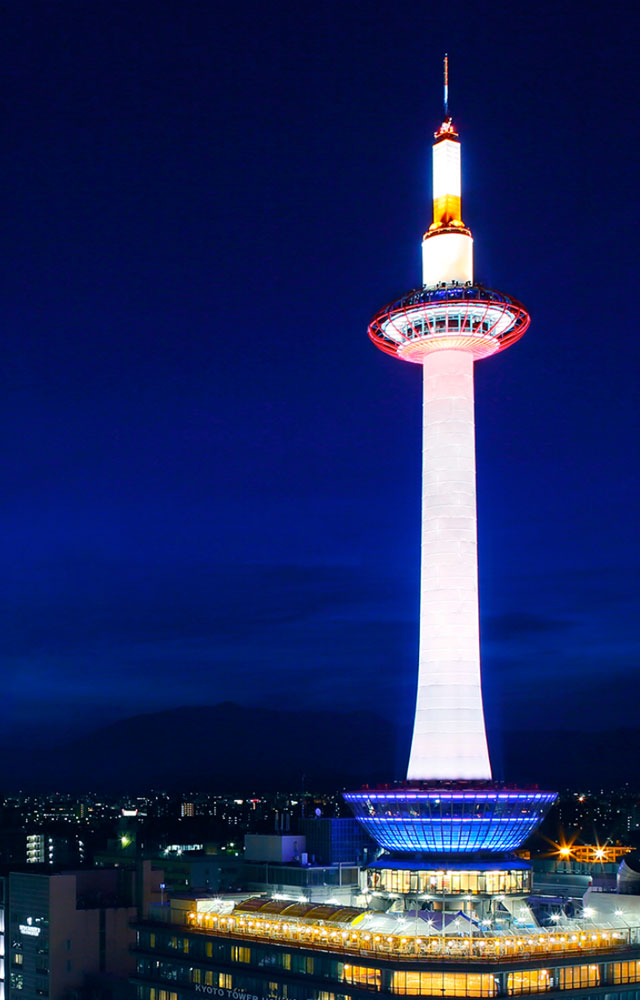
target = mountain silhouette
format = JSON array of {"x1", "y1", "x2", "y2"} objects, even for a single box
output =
[
  {"x1": 1, "y1": 703, "x2": 638, "y2": 791},
  {"x1": 2, "y1": 703, "x2": 401, "y2": 792}
]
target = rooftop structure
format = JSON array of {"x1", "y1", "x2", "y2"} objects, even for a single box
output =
[{"x1": 182, "y1": 894, "x2": 640, "y2": 959}]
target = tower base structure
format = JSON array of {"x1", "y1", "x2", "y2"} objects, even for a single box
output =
[
  {"x1": 344, "y1": 784, "x2": 556, "y2": 854},
  {"x1": 365, "y1": 855, "x2": 535, "y2": 926},
  {"x1": 345, "y1": 782, "x2": 557, "y2": 928}
]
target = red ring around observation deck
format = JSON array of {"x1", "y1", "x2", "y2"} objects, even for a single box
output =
[{"x1": 368, "y1": 284, "x2": 530, "y2": 363}]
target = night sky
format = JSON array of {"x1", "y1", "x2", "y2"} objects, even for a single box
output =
[{"x1": 1, "y1": 1, "x2": 639, "y2": 763}]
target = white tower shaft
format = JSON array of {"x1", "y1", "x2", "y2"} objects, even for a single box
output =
[{"x1": 407, "y1": 349, "x2": 492, "y2": 780}]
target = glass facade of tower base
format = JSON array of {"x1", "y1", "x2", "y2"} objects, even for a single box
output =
[
  {"x1": 344, "y1": 790, "x2": 557, "y2": 854},
  {"x1": 366, "y1": 858, "x2": 532, "y2": 897}
]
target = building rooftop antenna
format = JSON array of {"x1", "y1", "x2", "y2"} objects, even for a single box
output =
[{"x1": 443, "y1": 53, "x2": 449, "y2": 118}]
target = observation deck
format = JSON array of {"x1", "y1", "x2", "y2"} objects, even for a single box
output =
[{"x1": 368, "y1": 284, "x2": 530, "y2": 363}]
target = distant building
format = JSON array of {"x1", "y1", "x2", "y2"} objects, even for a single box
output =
[
  {"x1": 116, "y1": 809, "x2": 142, "y2": 856},
  {"x1": 25, "y1": 833, "x2": 85, "y2": 867}
]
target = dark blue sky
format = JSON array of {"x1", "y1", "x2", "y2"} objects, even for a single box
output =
[{"x1": 1, "y1": 1, "x2": 639, "y2": 755}]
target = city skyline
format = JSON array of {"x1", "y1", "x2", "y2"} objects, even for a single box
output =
[{"x1": 1, "y1": 1, "x2": 639, "y2": 771}]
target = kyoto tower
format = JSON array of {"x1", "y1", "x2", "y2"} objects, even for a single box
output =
[
  {"x1": 370, "y1": 64, "x2": 529, "y2": 784},
  {"x1": 345, "y1": 65, "x2": 556, "y2": 896}
]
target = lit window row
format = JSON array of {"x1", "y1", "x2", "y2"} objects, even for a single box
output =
[
  {"x1": 191, "y1": 971, "x2": 233, "y2": 988},
  {"x1": 611, "y1": 961, "x2": 640, "y2": 985},
  {"x1": 386, "y1": 314, "x2": 497, "y2": 339},
  {"x1": 368, "y1": 868, "x2": 530, "y2": 896},
  {"x1": 391, "y1": 971, "x2": 496, "y2": 996},
  {"x1": 148, "y1": 990, "x2": 178, "y2": 1000}
]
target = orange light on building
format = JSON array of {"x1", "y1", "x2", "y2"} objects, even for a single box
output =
[
  {"x1": 548, "y1": 840, "x2": 632, "y2": 864},
  {"x1": 573, "y1": 845, "x2": 633, "y2": 864}
]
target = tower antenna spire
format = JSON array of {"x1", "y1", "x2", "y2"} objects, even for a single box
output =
[{"x1": 443, "y1": 53, "x2": 449, "y2": 117}]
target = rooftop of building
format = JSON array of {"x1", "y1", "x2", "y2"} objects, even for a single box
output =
[
  {"x1": 9, "y1": 864, "x2": 138, "y2": 909},
  {"x1": 139, "y1": 891, "x2": 640, "y2": 965}
]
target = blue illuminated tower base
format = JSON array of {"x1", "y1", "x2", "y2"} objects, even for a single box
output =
[
  {"x1": 344, "y1": 783, "x2": 556, "y2": 923},
  {"x1": 344, "y1": 785, "x2": 556, "y2": 854}
]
